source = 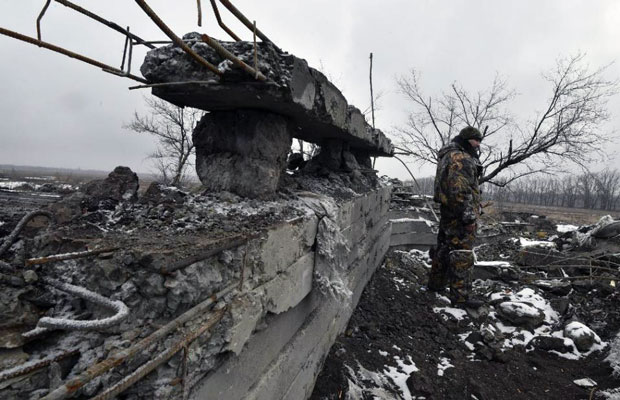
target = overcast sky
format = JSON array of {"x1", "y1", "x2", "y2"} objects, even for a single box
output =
[{"x1": 1, "y1": 0, "x2": 618, "y2": 180}]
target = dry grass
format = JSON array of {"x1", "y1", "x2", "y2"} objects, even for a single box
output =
[{"x1": 488, "y1": 201, "x2": 619, "y2": 225}]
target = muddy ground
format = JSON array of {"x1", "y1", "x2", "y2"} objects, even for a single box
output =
[{"x1": 311, "y1": 220, "x2": 620, "y2": 400}]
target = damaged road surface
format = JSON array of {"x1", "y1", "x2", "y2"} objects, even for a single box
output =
[{"x1": 312, "y1": 211, "x2": 620, "y2": 400}]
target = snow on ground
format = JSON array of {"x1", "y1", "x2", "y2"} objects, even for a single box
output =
[
  {"x1": 384, "y1": 355, "x2": 419, "y2": 400},
  {"x1": 557, "y1": 224, "x2": 579, "y2": 233},
  {"x1": 390, "y1": 216, "x2": 435, "y2": 227},
  {"x1": 518, "y1": 237, "x2": 556, "y2": 248},
  {"x1": 437, "y1": 357, "x2": 454, "y2": 377},
  {"x1": 606, "y1": 333, "x2": 620, "y2": 378},
  {"x1": 433, "y1": 306, "x2": 468, "y2": 321}
]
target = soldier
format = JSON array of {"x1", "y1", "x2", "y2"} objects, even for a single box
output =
[{"x1": 428, "y1": 126, "x2": 483, "y2": 308}]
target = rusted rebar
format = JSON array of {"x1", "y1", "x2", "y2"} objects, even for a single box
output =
[
  {"x1": 253, "y1": 20, "x2": 258, "y2": 79},
  {"x1": 41, "y1": 282, "x2": 237, "y2": 400},
  {"x1": 91, "y1": 307, "x2": 226, "y2": 400},
  {"x1": 201, "y1": 33, "x2": 266, "y2": 81},
  {"x1": 209, "y1": 0, "x2": 241, "y2": 41},
  {"x1": 134, "y1": 0, "x2": 222, "y2": 76},
  {"x1": 161, "y1": 234, "x2": 258, "y2": 274},
  {"x1": 196, "y1": 0, "x2": 203, "y2": 26},
  {"x1": 0, "y1": 210, "x2": 54, "y2": 258},
  {"x1": 54, "y1": 0, "x2": 155, "y2": 49},
  {"x1": 218, "y1": 0, "x2": 280, "y2": 51},
  {"x1": 0, "y1": 349, "x2": 79, "y2": 383},
  {"x1": 36, "y1": 0, "x2": 52, "y2": 41},
  {"x1": 25, "y1": 247, "x2": 119, "y2": 267},
  {"x1": 0, "y1": 27, "x2": 148, "y2": 83}
]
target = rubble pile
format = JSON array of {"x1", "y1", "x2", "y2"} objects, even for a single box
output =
[
  {"x1": 0, "y1": 164, "x2": 385, "y2": 399},
  {"x1": 312, "y1": 205, "x2": 620, "y2": 399}
]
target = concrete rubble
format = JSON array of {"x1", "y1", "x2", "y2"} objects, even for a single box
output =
[{"x1": 0, "y1": 164, "x2": 392, "y2": 399}]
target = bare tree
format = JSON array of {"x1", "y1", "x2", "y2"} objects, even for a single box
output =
[
  {"x1": 125, "y1": 96, "x2": 204, "y2": 187},
  {"x1": 395, "y1": 53, "x2": 617, "y2": 186}
]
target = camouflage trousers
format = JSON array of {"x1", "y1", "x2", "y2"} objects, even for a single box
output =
[{"x1": 427, "y1": 218, "x2": 476, "y2": 304}]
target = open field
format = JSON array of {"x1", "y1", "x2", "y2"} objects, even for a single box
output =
[{"x1": 488, "y1": 201, "x2": 620, "y2": 226}]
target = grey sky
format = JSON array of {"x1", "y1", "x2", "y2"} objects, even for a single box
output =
[{"x1": 1, "y1": 1, "x2": 618, "y2": 180}]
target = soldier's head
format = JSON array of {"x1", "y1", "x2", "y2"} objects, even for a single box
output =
[{"x1": 458, "y1": 126, "x2": 483, "y2": 148}]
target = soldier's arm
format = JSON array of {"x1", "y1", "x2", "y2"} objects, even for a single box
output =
[{"x1": 446, "y1": 154, "x2": 477, "y2": 224}]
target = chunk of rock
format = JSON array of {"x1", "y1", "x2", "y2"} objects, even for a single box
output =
[
  {"x1": 82, "y1": 166, "x2": 139, "y2": 210},
  {"x1": 140, "y1": 182, "x2": 187, "y2": 205},
  {"x1": 528, "y1": 335, "x2": 574, "y2": 353},
  {"x1": 496, "y1": 301, "x2": 545, "y2": 328},
  {"x1": 564, "y1": 321, "x2": 601, "y2": 352}
]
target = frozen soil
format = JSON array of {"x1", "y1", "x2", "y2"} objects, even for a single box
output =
[{"x1": 311, "y1": 243, "x2": 620, "y2": 400}]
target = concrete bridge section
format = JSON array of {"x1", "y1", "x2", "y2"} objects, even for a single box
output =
[{"x1": 140, "y1": 33, "x2": 393, "y2": 158}]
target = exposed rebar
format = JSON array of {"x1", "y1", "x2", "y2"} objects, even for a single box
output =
[
  {"x1": 54, "y1": 0, "x2": 155, "y2": 49},
  {"x1": 134, "y1": 0, "x2": 222, "y2": 76},
  {"x1": 23, "y1": 278, "x2": 129, "y2": 338},
  {"x1": 0, "y1": 349, "x2": 79, "y2": 383},
  {"x1": 41, "y1": 282, "x2": 237, "y2": 400},
  {"x1": 196, "y1": 0, "x2": 203, "y2": 26},
  {"x1": 25, "y1": 247, "x2": 119, "y2": 267},
  {"x1": 161, "y1": 234, "x2": 258, "y2": 274},
  {"x1": 201, "y1": 33, "x2": 266, "y2": 81},
  {"x1": 209, "y1": 0, "x2": 241, "y2": 41},
  {"x1": 36, "y1": 0, "x2": 52, "y2": 41},
  {"x1": 91, "y1": 307, "x2": 226, "y2": 400},
  {"x1": 0, "y1": 210, "x2": 54, "y2": 258},
  {"x1": 0, "y1": 27, "x2": 148, "y2": 83},
  {"x1": 218, "y1": 0, "x2": 280, "y2": 51}
]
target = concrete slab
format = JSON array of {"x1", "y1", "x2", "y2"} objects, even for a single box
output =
[{"x1": 141, "y1": 37, "x2": 393, "y2": 157}]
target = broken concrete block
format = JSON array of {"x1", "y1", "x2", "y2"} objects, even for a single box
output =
[
  {"x1": 496, "y1": 301, "x2": 545, "y2": 328},
  {"x1": 226, "y1": 294, "x2": 263, "y2": 355},
  {"x1": 193, "y1": 110, "x2": 291, "y2": 198},
  {"x1": 258, "y1": 216, "x2": 318, "y2": 281},
  {"x1": 263, "y1": 252, "x2": 314, "y2": 314}
]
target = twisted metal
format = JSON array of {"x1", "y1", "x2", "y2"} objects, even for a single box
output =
[
  {"x1": 22, "y1": 278, "x2": 129, "y2": 338},
  {"x1": 0, "y1": 210, "x2": 54, "y2": 258},
  {"x1": 41, "y1": 282, "x2": 237, "y2": 400}
]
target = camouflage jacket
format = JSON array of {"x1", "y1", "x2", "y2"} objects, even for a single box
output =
[{"x1": 433, "y1": 140, "x2": 481, "y2": 224}]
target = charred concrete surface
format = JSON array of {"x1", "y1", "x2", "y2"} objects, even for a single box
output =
[
  {"x1": 140, "y1": 33, "x2": 393, "y2": 157},
  {"x1": 0, "y1": 166, "x2": 391, "y2": 399}
]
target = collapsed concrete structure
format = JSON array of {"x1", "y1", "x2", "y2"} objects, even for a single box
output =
[
  {"x1": 141, "y1": 33, "x2": 393, "y2": 198},
  {"x1": 0, "y1": 36, "x2": 396, "y2": 399}
]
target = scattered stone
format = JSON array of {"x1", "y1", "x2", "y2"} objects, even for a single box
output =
[
  {"x1": 564, "y1": 321, "x2": 601, "y2": 352},
  {"x1": 496, "y1": 301, "x2": 545, "y2": 328},
  {"x1": 22, "y1": 269, "x2": 38, "y2": 283},
  {"x1": 573, "y1": 377, "x2": 597, "y2": 388},
  {"x1": 82, "y1": 166, "x2": 139, "y2": 210},
  {"x1": 528, "y1": 336, "x2": 574, "y2": 353}
]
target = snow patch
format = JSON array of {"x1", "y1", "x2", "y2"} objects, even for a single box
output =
[
  {"x1": 433, "y1": 306, "x2": 467, "y2": 321},
  {"x1": 518, "y1": 237, "x2": 556, "y2": 248},
  {"x1": 557, "y1": 224, "x2": 578, "y2": 233},
  {"x1": 437, "y1": 357, "x2": 454, "y2": 376},
  {"x1": 384, "y1": 355, "x2": 418, "y2": 400}
]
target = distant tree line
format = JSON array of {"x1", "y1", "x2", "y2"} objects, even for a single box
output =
[
  {"x1": 402, "y1": 169, "x2": 620, "y2": 211},
  {"x1": 483, "y1": 169, "x2": 620, "y2": 211}
]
